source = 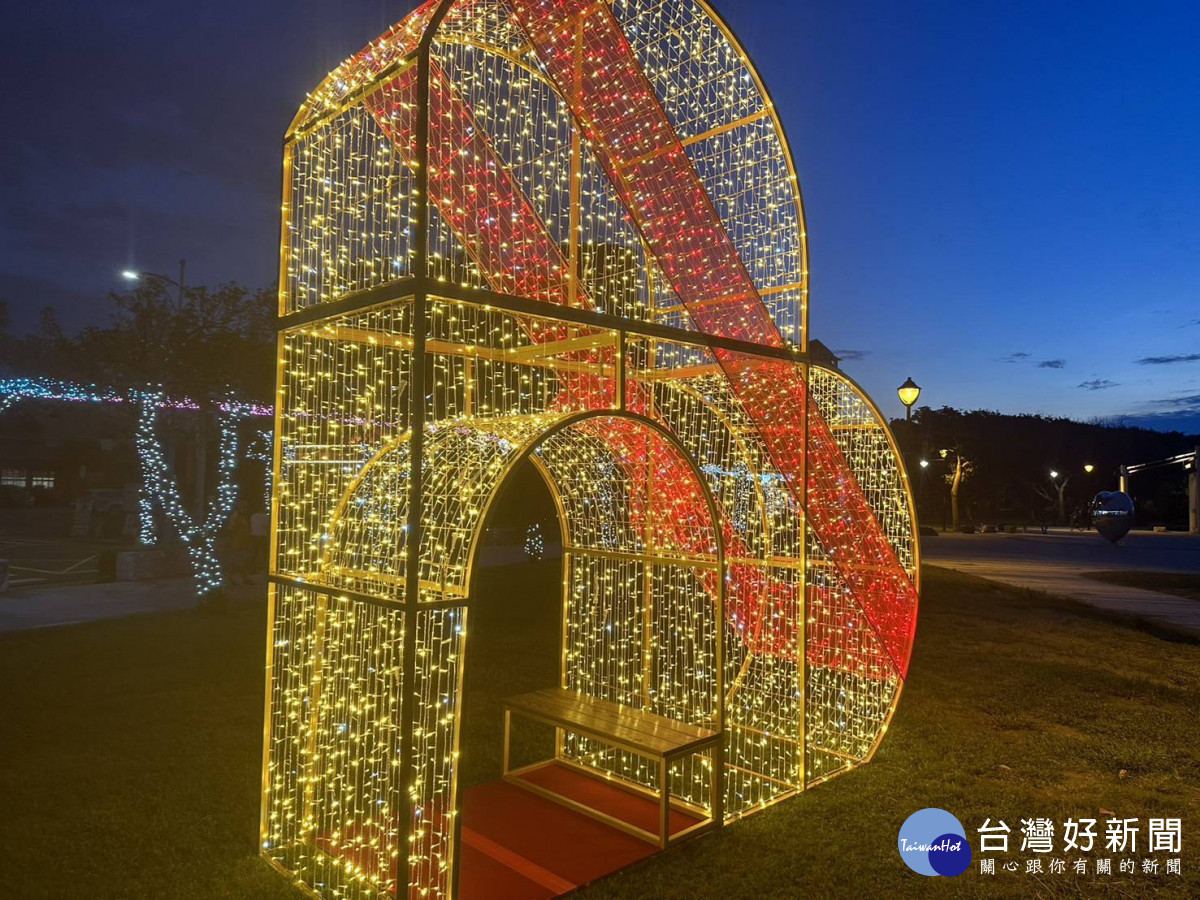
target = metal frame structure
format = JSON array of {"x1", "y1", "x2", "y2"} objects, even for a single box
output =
[
  {"x1": 261, "y1": 2, "x2": 920, "y2": 897},
  {"x1": 1120, "y1": 447, "x2": 1199, "y2": 533}
]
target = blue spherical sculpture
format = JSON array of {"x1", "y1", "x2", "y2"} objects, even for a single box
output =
[{"x1": 1091, "y1": 491, "x2": 1135, "y2": 544}]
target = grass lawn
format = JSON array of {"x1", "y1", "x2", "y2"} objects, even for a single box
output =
[
  {"x1": 1082, "y1": 571, "x2": 1200, "y2": 603},
  {"x1": 1, "y1": 565, "x2": 1198, "y2": 898}
]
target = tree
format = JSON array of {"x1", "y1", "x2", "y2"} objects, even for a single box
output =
[
  {"x1": 2, "y1": 283, "x2": 275, "y2": 599},
  {"x1": 74, "y1": 281, "x2": 274, "y2": 399},
  {"x1": 895, "y1": 406, "x2": 1198, "y2": 529},
  {"x1": 79, "y1": 281, "x2": 275, "y2": 517},
  {"x1": 895, "y1": 408, "x2": 979, "y2": 530},
  {"x1": 1034, "y1": 473, "x2": 1071, "y2": 525},
  {"x1": 947, "y1": 451, "x2": 967, "y2": 531}
]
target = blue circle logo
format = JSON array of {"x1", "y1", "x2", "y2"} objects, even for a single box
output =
[{"x1": 898, "y1": 808, "x2": 972, "y2": 877}]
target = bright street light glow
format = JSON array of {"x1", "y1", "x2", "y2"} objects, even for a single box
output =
[
  {"x1": 1084, "y1": 464, "x2": 1094, "y2": 474},
  {"x1": 919, "y1": 460, "x2": 929, "y2": 468},
  {"x1": 897, "y1": 377, "x2": 921, "y2": 410},
  {"x1": 121, "y1": 270, "x2": 140, "y2": 280},
  {"x1": 1050, "y1": 470, "x2": 1059, "y2": 479}
]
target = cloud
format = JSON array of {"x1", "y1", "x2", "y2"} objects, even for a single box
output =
[
  {"x1": 833, "y1": 349, "x2": 869, "y2": 361},
  {"x1": 996, "y1": 353, "x2": 1066, "y2": 369},
  {"x1": 1157, "y1": 393, "x2": 1200, "y2": 408},
  {"x1": 1078, "y1": 379, "x2": 1118, "y2": 391},
  {"x1": 1120, "y1": 393, "x2": 1200, "y2": 436},
  {"x1": 1121, "y1": 412, "x2": 1200, "y2": 436},
  {"x1": 1136, "y1": 353, "x2": 1200, "y2": 366}
]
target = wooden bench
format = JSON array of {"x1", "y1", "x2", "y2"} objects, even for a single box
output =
[{"x1": 501, "y1": 688, "x2": 722, "y2": 848}]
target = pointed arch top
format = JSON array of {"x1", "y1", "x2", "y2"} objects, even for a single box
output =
[{"x1": 286, "y1": 0, "x2": 808, "y2": 348}]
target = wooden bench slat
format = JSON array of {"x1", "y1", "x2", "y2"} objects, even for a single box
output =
[
  {"x1": 507, "y1": 689, "x2": 713, "y2": 744},
  {"x1": 503, "y1": 688, "x2": 718, "y2": 756}
]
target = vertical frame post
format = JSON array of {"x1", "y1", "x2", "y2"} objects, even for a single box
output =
[
  {"x1": 712, "y1": 467, "x2": 726, "y2": 828},
  {"x1": 405, "y1": 9, "x2": 458, "y2": 898},
  {"x1": 798, "y1": 360, "x2": 809, "y2": 790},
  {"x1": 259, "y1": 326, "x2": 290, "y2": 852},
  {"x1": 567, "y1": 15, "x2": 583, "y2": 309},
  {"x1": 1191, "y1": 447, "x2": 1199, "y2": 535}
]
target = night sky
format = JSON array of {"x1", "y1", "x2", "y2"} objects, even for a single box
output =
[{"x1": 2, "y1": 0, "x2": 1198, "y2": 432}]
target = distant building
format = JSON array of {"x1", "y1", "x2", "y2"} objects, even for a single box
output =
[{"x1": 0, "y1": 401, "x2": 140, "y2": 537}]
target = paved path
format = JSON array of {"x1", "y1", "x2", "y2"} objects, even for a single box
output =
[
  {"x1": 922, "y1": 530, "x2": 1200, "y2": 633},
  {"x1": 0, "y1": 536, "x2": 122, "y2": 589},
  {"x1": 0, "y1": 548, "x2": 535, "y2": 634},
  {"x1": 6, "y1": 533, "x2": 1197, "y2": 635},
  {"x1": 0, "y1": 578, "x2": 261, "y2": 634}
]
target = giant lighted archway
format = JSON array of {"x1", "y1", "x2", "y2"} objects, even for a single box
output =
[{"x1": 261, "y1": 1, "x2": 919, "y2": 898}]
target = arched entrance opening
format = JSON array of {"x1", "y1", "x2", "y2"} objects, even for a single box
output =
[
  {"x1": 316, "y1": 411, "x2": 725, "y2": 894},
  {"x1": 456, "y1": 456, "x2": 562, "y2": 797}
]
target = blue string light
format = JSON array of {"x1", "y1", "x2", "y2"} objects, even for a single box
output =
[{"x1": 0, "y1": 377, "x2": 271, "y2": 599}]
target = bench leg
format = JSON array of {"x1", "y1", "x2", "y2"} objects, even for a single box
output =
[
  {"x1": 502, "y1": 709, "x2": 512, "y2": 776},
  {"x1": 659, "y1": 757, "x2": 670, "y2": 849}
]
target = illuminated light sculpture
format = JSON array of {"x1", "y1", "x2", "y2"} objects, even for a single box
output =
[
  {"x1": 261, "y1": 1, "x2": 919, "y2": 897},
  {"x1": 0, "y1": 378, "x2": 268, "y2": 596}
]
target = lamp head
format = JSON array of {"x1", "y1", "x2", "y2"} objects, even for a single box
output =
[{"x1": 897, "y1": 376, "x2": 921, "y2": 410}]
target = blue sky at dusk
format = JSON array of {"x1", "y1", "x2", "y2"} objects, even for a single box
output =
[{"x1": 1, "y1": 0, "x2": 1197, "y2": 432}]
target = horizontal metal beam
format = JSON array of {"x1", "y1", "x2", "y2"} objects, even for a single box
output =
[
  {"x1": 268, "y1": 574, "x2": 403, "y2": 611},
  {"x1": 278, "y1": 277, "x2": 419, "y2": 331},
  {"x1": 429, "y1": 280, "x2": 807, "y2": 363},
  {"x1": 268, "y1": 573, "x2": 468, "y2": 610},
  {"x1": 1123, "y1": 450, "x2": 1198, "y2": 475},
  {"x1": 306, "y1": 325, "x2": 612, "y2": 376},
  {"x1": 279, "y1": 277, "x2": 808, "y2": 364},
  {"x1": 564, "y1": 544, "x2": 720, "y2": 570}
]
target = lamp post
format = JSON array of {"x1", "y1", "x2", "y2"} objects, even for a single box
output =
[
  {"x1": 897, "y1": 377, "x2": 921, "y2": 422},
  {"x1": 916, "y1": 458, "x2": 930, "y2": 524},
  {"x1": 122, "y1": 259, "x2": 187, "y2": 310}
]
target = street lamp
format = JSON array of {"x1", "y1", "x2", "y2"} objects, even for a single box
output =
[
  {"x1": 897, "y1": 377, "x2": 921, "y2": 421},
  {"x1": 1046, "y1": 469, "x2": 1071, "y2": 526},
  {"x1": 1084, "y1": 464, "x2": 1094, "y2": 474},
  {"x1": 929, "y1": 448, "x2": 965, "y2": 532},
  {"x1": 120, "y1": 259, "x2": 187, "y2": 309}
]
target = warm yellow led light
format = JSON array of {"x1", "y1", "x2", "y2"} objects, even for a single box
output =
[{"x1": 261, "y1": 2, "x2": 917, "y2": 899}]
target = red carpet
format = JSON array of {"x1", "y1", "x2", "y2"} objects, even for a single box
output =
[{"x1": 458, "y1": 763, "x2": 702, "y2": 899}]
